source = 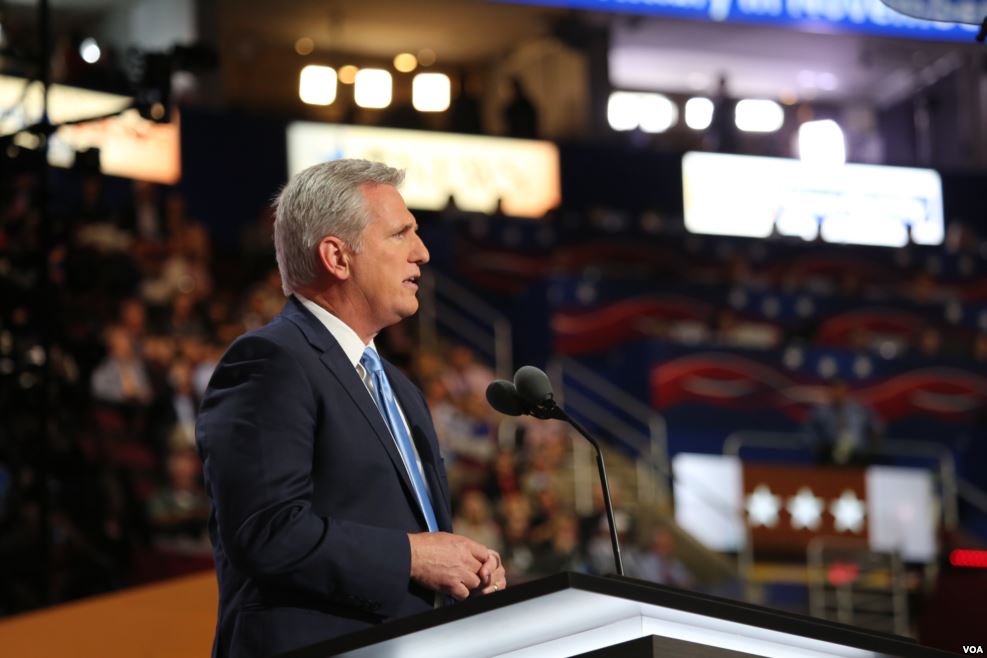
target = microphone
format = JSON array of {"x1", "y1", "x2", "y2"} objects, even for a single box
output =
[
  {"x1": 513, "y1": 366, "x2": 562, "y2": 420},
  {"x1": 488, "y1": 365, "x2": 625, "y2": 576},
  {"x1": 485, "y1": 379, "x2": 529, "y2": 417}
]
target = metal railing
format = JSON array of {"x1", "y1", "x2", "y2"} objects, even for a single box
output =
[
  {"x1": 419, "y1": 270, "x2": 513, "y2": 378},
  {"x1": 548, "y1": 356, "x2": 670, "y2": 513},
  {"x1": 722, "y1": 431, "x2": 959, "y2": 529},
  {"x1": 807, "y1": 538, "x2": 910, "y2": 637}
]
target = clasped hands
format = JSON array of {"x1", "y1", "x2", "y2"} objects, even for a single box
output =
[{"x1": 408, "y1": 531, "x2": 507, "y2": 600}]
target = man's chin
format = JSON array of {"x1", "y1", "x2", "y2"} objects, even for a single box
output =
[{"x1": 398, "y1": 300, "x2": 420, "y2": 319}]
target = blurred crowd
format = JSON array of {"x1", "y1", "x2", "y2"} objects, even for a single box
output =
[{"x1": 0, "y1": 168, "x2": 696, "y2": 617}]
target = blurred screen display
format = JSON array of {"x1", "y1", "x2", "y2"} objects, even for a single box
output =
[
  {"x1": 287, "y1": 122, "x2": 561, "y2": 218},
  {"x1": 0, "y1": 75, "x2": 180, "y2": 184},
  {"x1": 495, "y1": 0, "x2": 981, "y2": 41},
  {"x1": 682, "y1": 152, "x2": 944, "y2": 248}
]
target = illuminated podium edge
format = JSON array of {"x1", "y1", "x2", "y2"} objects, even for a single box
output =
[{"x1": 277, "y1": 572, "x2": 953, "y2": 658}]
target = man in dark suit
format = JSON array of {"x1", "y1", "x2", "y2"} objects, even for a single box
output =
[{"x1": 196, "y1": 159, "x2": 506, "y2": 658}]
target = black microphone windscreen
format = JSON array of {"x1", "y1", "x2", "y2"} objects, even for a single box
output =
[
  {"x1": 514, "y1": 365, "x2": 554, "y2": 406},
  {"x1": 485, "y1": 379, "x2": 527, "y2": 416}
]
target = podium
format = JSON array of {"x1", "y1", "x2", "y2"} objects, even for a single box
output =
[{"x1": 279, "y1": 573, "x2": 954, "y2": 658}]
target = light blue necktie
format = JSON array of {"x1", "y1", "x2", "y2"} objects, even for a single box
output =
[{"x1": 361, "y1": 347, "x2": 439, "y2": 532}]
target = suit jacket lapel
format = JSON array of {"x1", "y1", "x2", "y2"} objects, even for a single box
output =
[{"x1": 281, "y1": 298, "x2": 420, "y2": 521}]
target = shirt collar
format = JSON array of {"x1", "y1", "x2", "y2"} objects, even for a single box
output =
[{"x1": 295, "y1": 294, "x2": 376, "y2": 368}]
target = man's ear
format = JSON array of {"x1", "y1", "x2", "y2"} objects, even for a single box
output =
[{"x1": 317, "y1": 236, "x2": 351, "y2": 281}]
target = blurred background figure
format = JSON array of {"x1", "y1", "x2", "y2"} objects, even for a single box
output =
[
  {"x1": 504, "y1": 77, "x2": 539, "y2": 139},
  {"x1": 709, "y1": 74, "x2": 738, "y2": 153},
  {"x1": 631, "y1": 526, "x2": 694, "y2": 589},
  {"x1": 806, "y1": 378, "x2": 883, "y2": 466}
]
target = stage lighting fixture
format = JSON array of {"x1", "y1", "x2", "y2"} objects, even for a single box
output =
[
  {"x1": 607, "y1": 91, "x2": 677, "y2": 133},
  {"x1": 607, "y1": 92, "x2": 639, "y2": 131},
  {"x1": 639, "y1": 93, "x2": 677, "y2": 133},
  {"x1": 298, "y1": 65, "x2": 337, "y2": 106},
  {"x1": 412, "y1": 73, "x2": 450, "y2": 112},
  {"x1": 417, "y1": 49, "x2": 437, "y2": 67},
  {"x1": 80, "y1": 37, "x2": 101, "y2": 64},
  {"x1": 294, "y1": 37, "x2": 314, "y2": 56},
  {"x1": 685, "y1": 97, "x2": 714, "y2": 130},
  {"x1": 798, "y1": 119, "x2": 846, "y2": 165},
  {"x1": 394, "y1": 53, "x2": 418, "y2": 73},
  {"x1": 735, "y1": 99, "x2": 784, "y2": 133},
  {"x1": 354, "y1": 68, "x2": 392, "y2": 109},
  {"x1": 339, "y1": 65, "x2": 358, "y2": 85}
]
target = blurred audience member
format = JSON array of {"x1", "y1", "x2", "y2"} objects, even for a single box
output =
[
  {"x1": 806, "y1": 378, "x2": 882, "y2": 466},
  {"x1": 586, "y1": 509, "x2": 638, "y2": 576},
  {"x1": 145, "y1": 447, "x2": 210, "y2": 553},
  {"x1": 531, "y1": 513, "x2": 589, "y2": 576},
  {"x1": 442, "y1": 344, "x2": 495, "y2": 401},
  {"x1": 90, "y1": 325, "x2": 153, "y2": 405},
  {"x1": 632, "y1": 526, "x2": 694, "y2": 588},
  {"x1": 499, "y1": 491, "x2": 535, "y2": 576},
  {"x1": 452, "y1": 490, "x2": 504, "y2": 554}
]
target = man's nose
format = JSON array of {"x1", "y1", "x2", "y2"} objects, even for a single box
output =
[{"x1": 412, "y1": 233, "x2": 430, "y2": 264}]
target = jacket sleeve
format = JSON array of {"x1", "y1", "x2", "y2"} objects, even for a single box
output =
[{"x1": 196, "y1": 334, "x2": 411, "y2": 616}]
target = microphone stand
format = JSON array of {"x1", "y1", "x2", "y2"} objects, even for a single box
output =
[{"x1": 529, "y1": 399, "x2": 624, "y2": 577}]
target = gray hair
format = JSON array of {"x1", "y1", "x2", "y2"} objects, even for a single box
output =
[{"x1": 273, "y1": 159, "x2": 405, "y2": 295}]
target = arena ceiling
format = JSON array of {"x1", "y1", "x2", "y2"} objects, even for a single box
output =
[{"x1": 3, "y1": 0, "x2": 981, "y2": 106}]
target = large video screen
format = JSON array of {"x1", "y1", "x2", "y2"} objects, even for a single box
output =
[
  {"x1": 287, "y1": 122, "x2": 561, "y2": 219},
  {"x1": 682, "y1": 152, "x2": 944, "y2": 248},
  {"x1": 494, "y1": 0, "x2": 980, "y2": 41}
]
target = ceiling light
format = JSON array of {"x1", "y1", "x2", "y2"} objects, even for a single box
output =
[
  {"x1": 80, "y1": 37, "x2": 101, "y2": 64},
  {"x1": 685, "y1": 97, "x2": 714, "y2": 130},
  {"x1": 294, "y1": 37, "x2": 314, "y2": 56},
  {"x1": 412, "y1": 72, "x2": 450, "y2": 112},
  {"x1": 417, "y1": 48, "x2": 437, "y2": 67},
  {"x1": 338, "y1": 65, "x2": 358, "y2": 85},
  {"x1": 735, "y1": 99, "x2": 784, "y2": 133},
  {"x1": 607, "y1": 92, "x2": 640, "y2": 132},
  {"x1": 354, "y1": 68, "x2": 392, "y2": 109},
  {"x1": 798, "y1": 119, "x2": 846, "y2": 165},
  {"x1": 394, "y1": 53, "x2": 418, "y2": 73},
  {"x1": 298, "y1": 65, "x2": 337, "y2": 106},
  {"x1": 638, "y1": 93, "x2": 677, "y2": 133},
  {"x1": 607, "y1": 91, "x2": 677, "y2": 133}
]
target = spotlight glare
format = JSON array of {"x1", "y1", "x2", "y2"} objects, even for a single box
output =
[
  {"x1": 412, "y1": 72, "x2": 450, "y2": 112},
  {"x1": 338, "y1": 65, "x2": 359, "y2": 85},
  {"x1": 607, "y1": 91, "x2": 677, "y2": 133},
  {"x1": 393, "y1": 53, "x2": 418, "y2": 73},
  {"x1": 638, "y1": 93, "x2": 677, "y2": 133},
  {"x1": 354, "y1": 68, "x2": 392, "y2": 109},
  {"x1": 294, "y1": 37, "x2": 314, "y2": 56},
  {"x1": 798, "y1": 119, "x2": 846, "y2": 165},
  {"x1": 735, "y1": 99, "x2": 784, "y2": 133},
  {"x1": 607, "y1": 92, "x2": 639, "y2": 132},
  {"x1": 298, "y1": 65, "x2": 337, "y2": 106},
  {"x1": 417, "y1": 48, "x2": 437, "y2": 67},
  {"x1": 685, "y1": 97, "x2": 714, "y2": 130},
  {"x1": 80, "y1": 37, "x2": 101, "y2": 64}
]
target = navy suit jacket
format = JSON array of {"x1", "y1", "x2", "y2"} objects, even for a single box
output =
[{"x1": 196, "y1": 296, "x2": 453, "y2": 658}]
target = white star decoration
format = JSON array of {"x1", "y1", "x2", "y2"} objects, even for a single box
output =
[
  {"x1": 830, "y1": 490, "x2": 867, "y2": 533},
  {"x1": 746, "y1": 484, "x2": 782, "y2": 528},
  {"x1": 787, "y1": 487, "x2": 824, "y2": 530}
]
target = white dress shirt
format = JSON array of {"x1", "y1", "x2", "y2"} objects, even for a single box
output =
[{"x1": 296, "y1": 295, "x2": 429, "y2": 487}]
